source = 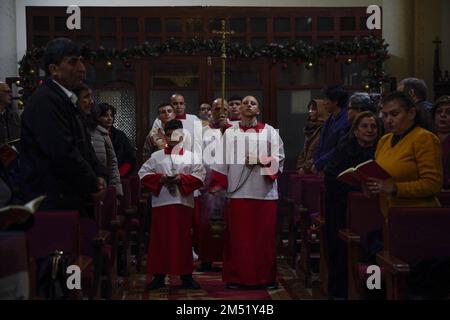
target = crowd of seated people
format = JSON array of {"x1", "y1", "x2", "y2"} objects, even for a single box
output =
[{"x1": 294, "y1": 80, "x2": 450, "y2": 299}]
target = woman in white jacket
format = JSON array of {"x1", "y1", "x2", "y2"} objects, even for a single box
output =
[{"x1": 75, "y1": 84, "x2": 123, "y2": 197}]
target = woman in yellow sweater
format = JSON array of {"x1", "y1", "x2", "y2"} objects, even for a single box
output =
[{"x1": 365, "y1": 91, "x2": 443, "y2": 217}]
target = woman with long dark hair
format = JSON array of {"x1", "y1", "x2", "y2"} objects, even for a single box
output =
[
  {"x1": 74, "y1": 84, "x2": 123, "y2": 197},
  {"x1": 94, "y1": 103, "x2": 136, "y2": 178}
]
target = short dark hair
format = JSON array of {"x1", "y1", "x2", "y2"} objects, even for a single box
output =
[
  {"x1": 228, "y1": 95, "x2": 242, "y2": 102},
  {"x1": 399, "y1": 78, "x2": 428, "y2": 101},
  {"x1": 432, "y1": 96, "x2": 450, "y2": 119},
  {"x1": 165, "y1": 119, "x2": 183, "y2": 131},
  {"x1": 381, "y1": 91, "x2": 431, "y2": 130},
  {"x1": 43, "y1": 38, "x2": 81, "y2": 76},
  {"x1": 157, "y1": 102, "x2": 173, "y2": 112},
  {"x1": 92, "y1": 102, "x2": 116, "y2": 122},
  {"x1": 322, "y1": 85, "x2": 348, "y2": 109},
  {"x1": 349, "y1": 92, "x2": 377, "y2": 114},
  {"x1": 382, "y1": 91, "x2": 415, "y2": 110},
  {"x1": 73, "y1": 82, "x2": 90, "y2": 97}
]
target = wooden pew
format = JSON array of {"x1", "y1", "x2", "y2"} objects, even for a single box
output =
[
  {"x1": 95, "y1": 186, "x2": 121, "y2": 299},
  {"x1": 286, "y1": 174, "x2": 305, "y2": 268},
  {"x1": 276, "y1": 170, "x2": 299, "y2": 263},
  {"x1": 438, "y1": 191, "x2": 450, "y2": 207},
  {"x1": 313, "y1": 183, "x2": 328, "y2": 296},
  {"x1": 339, "y1": 192, "x2": 384, "y2": 299},
  {"x1": 377, "y1": 207, "x2": 450, "y2": 300},
  {"x1": 26, "y1": 211, "x2": 100, "y2": 299},
  {"x1": 128, "y1": 174, "x2": 150, "y2": 273},
  {"x1": 117, "y1": 178, "x2": 139, "y2": 276},
  {"x1": 296, "y1": 176, "x2": 323, "y2": 287},
  {"x1": 0, "y1": 232, "x2": 29, "y2": 299}
]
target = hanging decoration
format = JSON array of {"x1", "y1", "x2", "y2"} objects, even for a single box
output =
[{"x1": 18, "y1": 35, "x2": 390, "y2": 105}]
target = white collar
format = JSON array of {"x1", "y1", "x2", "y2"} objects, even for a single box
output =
[{"x1": 52, "y1": 79, "x2": 77, "y2": 106}]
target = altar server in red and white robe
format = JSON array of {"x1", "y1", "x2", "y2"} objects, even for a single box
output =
[
  {"x1": 196, "y1": 98, "x2": 233, "y2": 272},
  {"x1": 209, "y1": 95, "x2": 285, "y2": 289},
  {"x1": 151, "y1": 93, "x2": 203, "y2": 156},
  {"x1": 227, "y1": 95, "x2": 242, "y2": 126},
  {"x1": 139, "y1": 119, "x2": 206, "y2": 290},
  {"x1": 151, "y1": 94, "x2": 203, "y2": 257}
]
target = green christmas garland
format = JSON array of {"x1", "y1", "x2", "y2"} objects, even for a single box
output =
[{"x1": 17, "y1": 35, "x2": 390, "y2": 105}]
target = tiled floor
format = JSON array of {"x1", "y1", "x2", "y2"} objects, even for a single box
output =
[{"x1": 119, "y1": 257, "x2": 326, "y2": 300}]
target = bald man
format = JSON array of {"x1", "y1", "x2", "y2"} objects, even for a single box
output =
[
  {"x1": 195, "y1": 98, "x2": 232, "y2": 271},
  {"x1": 209, "y1": 96, "x2": 285, "y2": 289}
]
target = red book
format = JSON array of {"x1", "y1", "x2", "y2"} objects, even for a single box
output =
[
  {"x1": 0, "y1": 143, "x2": 18, "y2": 168},
  {"x1": 337, "y1": 160, "x2": 391, "y2": 187}
]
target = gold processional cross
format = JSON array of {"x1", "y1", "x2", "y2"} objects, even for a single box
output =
[{"x1": 213, "y1": 20, "x2": 234, "y2": 113}]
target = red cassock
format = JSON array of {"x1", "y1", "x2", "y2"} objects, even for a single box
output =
[
  {"x1": 209, "y1": 170, "x2": 278, "y2": 286},
  {"x1": 192, "y1": 197, "x2": 201, "y2": 247},
  {"x1": 198, "y1": 194, "x2": 224, "y2": 262},
  {"x1": 196, "y1": 122, "x2": 234, "y2": 262},
  {"x1": 142, "y1": 173, "x2": 203, "y2": 276}
]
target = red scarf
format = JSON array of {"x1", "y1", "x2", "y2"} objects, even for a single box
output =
[
  {"x1": 175, "y1": 113, "x2": 187, "y2": 120},
  {"x1": 209, "y1": 122, "x2": 232, "y2": 130},
  {"x1": 164, "y1": 146, "x2": 184, "y2": 155},
  {"x1": 239, "y1": 122, "x2": 265, "y2": 132}
]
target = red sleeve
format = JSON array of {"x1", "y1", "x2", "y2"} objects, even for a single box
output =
[
  {"x1": 259, "y1": 156, "x2": 281, "y2": 181},
  {"x1": 208, "y1": 170, "x2": 228, "y2": 192},
  {"x1": 141, "y1": 174, "x2": 163, "y2": 196},
  {"x1": 119, "y1": 163, "x2": 132, "y2": 177},
  {"x1": 265, "y1": 170, "x2": 281, "y2": 181},
  {"x1": 178, "y1": 174, "x2": 204, "y2": 196}
]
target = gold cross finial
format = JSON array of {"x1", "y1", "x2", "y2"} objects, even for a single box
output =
[
  {"x1": 213, "y1": 20, "x2": 235, "y2": 50},
  {"x1": 213, "y1": 20, "x2": 234, "y2": 113}
]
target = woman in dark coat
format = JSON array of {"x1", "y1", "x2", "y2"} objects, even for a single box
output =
[
  {"x1": 296, "y1": 99, "x2": 328, "y2": 174},
  {"x1": 324, "y1": 111, "x2": 382, "y2": 299}
]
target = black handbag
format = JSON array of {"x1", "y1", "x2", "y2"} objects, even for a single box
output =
[{"x1": 36, "y1": 250, "x2": 72, "y2": 300}]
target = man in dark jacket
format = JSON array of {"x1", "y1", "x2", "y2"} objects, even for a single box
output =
[
  {"x1": 397, "y1": 77, "x2": 433, "y2": 131},
  {"x1": 20, "y1": 38, "x2": 107, "y2": 217},
  {"x1": 312, "y1": 85, "x2": 349, "y2": 173}
]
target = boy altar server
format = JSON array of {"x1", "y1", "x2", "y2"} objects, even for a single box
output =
[{"x1": 139, "y1": 119, "x2": 206, "y2": 290}]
